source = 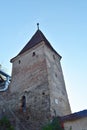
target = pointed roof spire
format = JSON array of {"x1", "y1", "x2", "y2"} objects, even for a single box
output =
[
  {"x1": 17, "y1": 29, "x2": 61, "y2": 58},
  {"x1": 10, "y1": 27, "x2": 61, "y2": 62}
]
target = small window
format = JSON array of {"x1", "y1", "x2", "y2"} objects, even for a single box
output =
[
  {"x1": 32, "y1": 52, "x2": 35, "y2": 56},
  {"x1": 42, "y1": 92, "x2": 45, "y2": 95},
  {"x1": 26, "y1": 116, "x2": 29, "y2": 120},
  {"x1": 53, "y1": 55, "x2": 55, "y2": 60},
  {"x1": 21, "y1": 95, "x2": 26, "y2": 112},
  {"x1": 18, "y1": 60, "x2": 21, "y2": 64},
  {"x1": 55, "y1": 73, "x2": 57, "y2": 77}
]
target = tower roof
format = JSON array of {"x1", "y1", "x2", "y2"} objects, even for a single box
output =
[
  {"x1": 11, "y1": 29, "x2": 61, "y2": 62},
  {"x1": 18, "y1": 29, "x2": 61, "y2": 57}
]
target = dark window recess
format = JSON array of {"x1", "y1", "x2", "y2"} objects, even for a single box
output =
[
  {"x1": 26, "y1": 116, "x2": 29, "y2": 120},
  {"x1": 18, "y1": 60, "x2": 21, "y2": 64},
  {"x1": 42, "y1": 92, "x2": 45, "y2": 95},
  {"x1": 53, "y1": 55, "x2": 55, "y2": 60},
  {"x1": 32, "y1": 52, "x2": 35, "y2": 56},
  {"x1": 21, "y1": 95, "x2": 26, "y2": 112},
  {"x1": 55, "y1": 73, "x2": 57, "y2": 77}
]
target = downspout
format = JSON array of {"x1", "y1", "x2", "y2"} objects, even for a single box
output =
[{"x1": 0, "y1": 70, "x2": 11, "y2": 92}]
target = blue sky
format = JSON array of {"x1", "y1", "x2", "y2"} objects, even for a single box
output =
[{"x1": 0, "y1": 0, "x2": 87, "y2": 113}]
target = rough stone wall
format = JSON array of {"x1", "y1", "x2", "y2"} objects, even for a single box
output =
[
  {"x1": 44, "y1": 45, "x2": 71, "y2": 116},
  {"x1": 0, "y1": 91, "x2": 46, "y2": 130},
  {"x1": 10, "y1": 42, "x2": 47, "y2": 92},
  {"x1": 9, "y1": 42, "x2": 51, "y2": 129},
  {"x1": 0, "y1": 41, "x2": 71, "y2": 130}
]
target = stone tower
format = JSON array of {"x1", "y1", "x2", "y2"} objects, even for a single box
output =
[{"x1": 10, "y1": 27, "x2": 71, "y2": 128}]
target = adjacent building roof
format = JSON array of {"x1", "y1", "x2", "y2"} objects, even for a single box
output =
[
  {"x1": 61, "y1": 110, "x2": 87, "y2": 122},
  {"x1": 18, "y1": 29, "x2": 61, "y2": 57}
]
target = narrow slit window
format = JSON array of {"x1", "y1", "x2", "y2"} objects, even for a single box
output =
[
  {"x1": 18, "y1": 60, "x2": 21, "y2": 64},
  {"x1": 53, "y1": 55, "x2": 55, "y2": 60},
  {"x1": 21, "y1": 95, "x2": 26, "y2": 112}
]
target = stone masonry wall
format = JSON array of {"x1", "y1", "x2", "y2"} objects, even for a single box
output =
[
  {"x1": 9, "y1": 42, "x2": 51, "y2": 129},
  {"x1": 0, "y1": 41, "x2": 71, "y2": 130},
  {"x1": 44, "y1": 44, "x2": 71, "y2": 116}
]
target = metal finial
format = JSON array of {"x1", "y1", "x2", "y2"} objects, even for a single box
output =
[{"x1": 37, "y1": 23, "x2": 39, "y2": 30}]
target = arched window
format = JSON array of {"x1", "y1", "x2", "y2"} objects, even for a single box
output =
[{"x1": 21, "y1": 95, "x2": 26, "y2": 112}]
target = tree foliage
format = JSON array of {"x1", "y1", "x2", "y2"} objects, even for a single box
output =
[
  {"x1": 0, "y1": 116, "x2": 14, "y2": 130},
  {"x1": 42, "y1": 117, "x2": 64, "y2": 130}
]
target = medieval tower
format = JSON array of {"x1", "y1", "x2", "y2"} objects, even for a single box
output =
[{"x1": 9, "y1": 26, "x2": 71, "y2": 129}]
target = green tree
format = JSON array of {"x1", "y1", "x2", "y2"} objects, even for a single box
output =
[
  {"x1": 0, "y1": 116, "x2": 14, "y2": 130},
  {"x1": 42, "y1": 117, "x2": 64, "y2": 130}
]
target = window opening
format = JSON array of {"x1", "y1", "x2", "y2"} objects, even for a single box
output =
[
  {"x1": 18, "y1": 60, "x2": 21, "y2": 64},
  {"x1": 53, "y1": 55, "x2": 55, "y2": 60},
  {"x1": 26, "y1": 116, "x2": 29, "y2": 120},
  {"x1": 55, "y1": 73, "x2": 57, "y2": 77},
  {"x1": 21, "y1": 95, "x2": 26, "y2": 112},
  {"x1": 32, "y1": 52, "x2": 35, "y2": 56},
  {"x1": 42, "y1": 92, "x2": 45, "y2": 95}
]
